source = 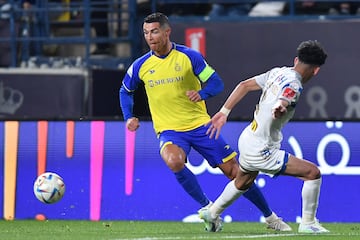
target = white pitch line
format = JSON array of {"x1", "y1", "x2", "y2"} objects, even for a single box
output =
[{"x1": 114, "y1": 232, "x2": 355, "y2": 240}]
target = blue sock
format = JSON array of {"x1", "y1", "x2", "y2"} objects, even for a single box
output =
[
  {"x1": 175, "y1": 167, "x2": 210, "y2": 207},
  {"x1": 243, "y1": 183, "x2": 272, "y2": 217}
]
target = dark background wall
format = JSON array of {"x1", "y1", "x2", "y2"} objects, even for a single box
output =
[
  {"x1": 91, "y1": 69, "x2": 150, "y2": 119},
  {"x1": 1, "y1": 20, "x2": 359, "y2": 120},
  {"x1": 170, "y1": 20, "x2": 360, "y2": 120},
  {"x1": 0, "y1": 20, "x2": 14, "y2": 68},
  {"x1": 0, "y1": 69, "x2": 87, "y2": 119}
]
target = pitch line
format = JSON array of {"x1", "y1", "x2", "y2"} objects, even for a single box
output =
[{"x1": 115, "y1": 233, "x2": 351, "y2": 240}]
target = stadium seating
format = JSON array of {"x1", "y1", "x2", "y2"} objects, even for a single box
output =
[{"x1": 1, "y1": 0, "x2": 360, "y2": 69}]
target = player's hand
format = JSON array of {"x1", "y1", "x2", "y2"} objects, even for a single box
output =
[
  {"x1": 186, "y1": 90, "x2": 201, "y2": 102},
  {"x1": 272, "y1": 102, "x2": 287, "y2": 119},
  {"x1": 206, "y1": 112, "x2": 227, "y2": 139},
  {"x1": 126, "y1": 117, "x2": 140, "y2": 131}
]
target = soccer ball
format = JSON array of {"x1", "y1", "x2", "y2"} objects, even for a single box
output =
[{"x1": 33, "y1": 172, "x2": 65, "y2": 204}]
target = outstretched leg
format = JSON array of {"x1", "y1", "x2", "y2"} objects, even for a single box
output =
[
  {"x1": 298, "y1": 178, "x2": 329, "y2": 233},
  {"x1": 243, "y1": 183, "x2": 292, "y2": 231},
  {"x1": 243, "y1": 183, "x2": 272, "y2": 217},
  {"x1": 284, "y1": 154, "x2": 329, "y2": 233},
  {"x1": 175, "y1": 166, "x2": 210, "y2": 207},
  {"x1": 216, "y1": 160, "x2": 291, "y2": 231},
  {"x1": 161, "y1": 143, "x2": 210, "y2": 207}
]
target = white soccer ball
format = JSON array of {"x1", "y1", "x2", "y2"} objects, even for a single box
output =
[{"x1": 33, "y1": 172, "x2": 65, "y2": 204}]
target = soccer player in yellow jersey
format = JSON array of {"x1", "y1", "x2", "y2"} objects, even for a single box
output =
[{"x1": 120, "y1": 12, "x2": 290, "y2": 232}]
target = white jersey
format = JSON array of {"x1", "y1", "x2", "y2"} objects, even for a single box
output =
[
  {"x1": 238, "y1": 66, "x2": 303, "y2": 175},
  {"x1": 248, "y1": 66, "x2": 302, "y2": 148}
]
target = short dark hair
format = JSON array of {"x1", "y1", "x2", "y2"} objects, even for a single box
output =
[
  {"x1": 144, "y1": 12, "x2": 170, "y2": 27},
  {"x1": 297, "y1": 40, "x2": 327, "y2": 66}
]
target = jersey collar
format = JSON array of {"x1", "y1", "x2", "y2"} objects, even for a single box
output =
[{"x1": 151, "y1": 42, "x2": 176, "y2": 59}]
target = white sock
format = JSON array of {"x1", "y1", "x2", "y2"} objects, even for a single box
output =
[
  {"x1": 265, "y1": 212, "x2": 278, "y2": 222},
  {"x1": 210, "y1": 180, "x2": 245, "y2": 218},
  {"x1": 301, "y1": 178, "x2": 321, "y2": 224}
]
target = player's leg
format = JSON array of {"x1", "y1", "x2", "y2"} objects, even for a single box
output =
[
  {"x1": 215, "y1": 169, "x2": 258, "y2": 215},
  {"x1": 218, "y1": 159, "x2": 273, "y2": 216},
  {"x1": 243, "y1": 184, "x2": 272, "y2": 217},
  {"x1": 159, "y1": 132, "x2": 210, "y2": 207},
  {"x1": 283, "y1": 154, "x2": 329, "y2": 233},
  {"x1": 242, "y1": 183, "x2": 291, "y2": 231},
  {"x1": 199, "y1": 170, "x2": 257, "y2": 231},
  {"x1": 196, "y1": 126, "x2": 290, "y2": 231},
  {"x1": 205, "y1": 147, "x2": 291, "y2": 230}
]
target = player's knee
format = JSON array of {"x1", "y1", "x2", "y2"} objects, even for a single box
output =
[
  {"x1": 234, "y1": 176, "x2": 253, "y2": 191},
  {"x1": 165, "y1": 154, "x2": 185, "y2": 172},
  {"x1": 307, "y1": 166, "x2": 321, "y2": 180},
  {"x1": 228, "y1": 166, "x2": 239, "y2": 180},
  {"x1": 161, "y1": 145, "x2": 186, "y2": 172},
  {"x1": 219, "y1": 158, "x2": 239, "y2": 180}
]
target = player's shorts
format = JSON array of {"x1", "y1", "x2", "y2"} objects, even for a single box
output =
[
  {"x1": 158, "y1": 125, "x2": 237, "y2": 168},
  {"x1": 238, "y1": 128, "x2": 288, "y2": 177}
]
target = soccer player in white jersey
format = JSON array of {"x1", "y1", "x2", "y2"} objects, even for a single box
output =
[
  {"x1": 200, "y1": 40, "x2": 329, "y2": 234},
  {"x1": 120, "y1": 12, "x2": 291, "y2": 232}
]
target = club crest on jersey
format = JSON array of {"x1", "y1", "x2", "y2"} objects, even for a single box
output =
[{"x1": 175, "y1": 63, "x2": 182, "y2": 71}]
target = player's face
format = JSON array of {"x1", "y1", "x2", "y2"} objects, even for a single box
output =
[
  {"x1": 143, "y1": 22, "x2": 170, "y2": 55},
  {"x1": 303, "y1": 66, "x2": 320, "y2": 84},
  {"x1": 294, "y1": 57, "x2": 320, "y2": 84}
]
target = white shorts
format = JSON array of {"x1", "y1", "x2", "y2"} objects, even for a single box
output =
[{"x1": 238, "y1": 128, "x2": 288, "y2": 177}]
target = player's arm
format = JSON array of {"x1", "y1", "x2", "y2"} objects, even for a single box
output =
[
  {"x1": 198, "y1": 72, "x2": 224, "y2": 100},
  {"x1": 221, "y1": 78, "x2": 261, "y2": 111},
  {"x1": 119, "y1": 84, "x2": 139, "y2": 131},
  {"x1": 119, "y1": 62, "x2": 142, "y2": 132},
  {"x1": 187, "y1": 72, "x2": 223, "y2": 102},
  {"x1": 119, "y1": 84, "x2": 134, "y2": 120},
  {"x1": 272, "y1": 100, "x2": 289, "y2": 119},
  {"x1": 207, "y1": 78, "x2": 261, "y2": 139},
  {"x1": 272, "y1": 83, "x2": 300, "y2": 119},
  {"x1": 185, "y1": 48, "x2": 224, "y2": 102}
]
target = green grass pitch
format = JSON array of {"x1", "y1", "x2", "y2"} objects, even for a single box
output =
[{"x1": 0, "y1": 220, "x2": 359, "y2": 240}]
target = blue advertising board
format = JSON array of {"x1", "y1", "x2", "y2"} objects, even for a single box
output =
[{"x1": 0, "y1": 120, "x2": 359, "y2": 223}]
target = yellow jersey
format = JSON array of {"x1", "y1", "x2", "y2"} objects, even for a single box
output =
[{"x1": 122, "y1": 43, "x2": 216, "y2": 134}]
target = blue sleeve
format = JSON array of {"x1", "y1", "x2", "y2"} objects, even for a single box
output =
[
  {"x1": 119, "y1": 84, "x2": 134, "y2": 120},
  {"x1": 177, "y1": 45, "x2": 223, "y2": 100},
  {"x1": 119, "y1": 55, "x2": 148, "y2": 120},
  {"x1": 198, "y1": 72, "x2": 224, "y2": 100}
]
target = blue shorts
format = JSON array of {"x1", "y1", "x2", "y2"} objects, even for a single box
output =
[{"x1": 158, "y1": 125, "x2": 237, "y2": 168}]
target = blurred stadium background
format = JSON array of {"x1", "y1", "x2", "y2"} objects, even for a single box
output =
[{"x1": 0, "y1": 0, "x2": 359, "y2": 223}]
